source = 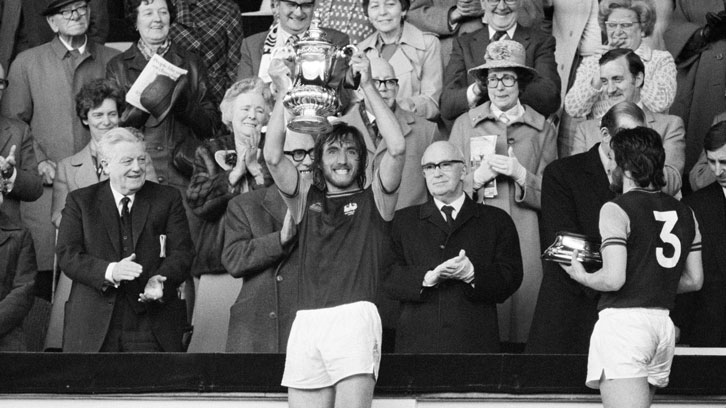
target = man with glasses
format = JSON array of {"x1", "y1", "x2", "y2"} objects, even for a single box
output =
[
  {"x1": 440, "y1": 0, "x2": 559, "y2": 128},
  {"x1": 383, "y1": 140, "x2": 522, "y2": 352},
  {"x1": 223, "y1": 130, "x2": 315, "y2": 353},
  {"x1": 0, "y1": 0, "x2": 118, "y2": 292}
]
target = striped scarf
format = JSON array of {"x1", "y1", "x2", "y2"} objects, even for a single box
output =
[{"x1": 263, "y1": 23, "x2": 279, "y2": 55}]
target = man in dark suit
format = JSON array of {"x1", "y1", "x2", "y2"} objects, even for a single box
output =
[
  {"x1": 383, "y1": 141, "x2": 522, "y2": 353},
  {"x1": 526, "y1": 102, "x2": 645, "y2": 354},
  {"x1": 439, "y1": 0, "x2": 560, "y2": 124},
  {"x1": 57, "y1": 127, "x2": 193, "y2": 352},
  {"x1": 675, "y1": 121, "x2": 726, "y2": 346}
]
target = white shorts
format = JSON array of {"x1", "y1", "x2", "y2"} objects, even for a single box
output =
[
  {"x1": 281, "y1": 301, "x2": 382, "y2": 389},
  {"x1": 586, "y1": 308, "x2": 675, "y2": 389}
]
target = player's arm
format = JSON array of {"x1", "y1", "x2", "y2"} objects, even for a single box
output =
[
  {"x1": 562, "y1": 202, "x2": 628, "y2": 292},
  {"x1": 264, "y1": 58, "x2": 299, "y2": 197},
  {"x1": 677, "y1": 211, "x2": 703, "y2": 294},
  {"x1": 351, "y1": 52, "x2": 406, "y2": 194}
]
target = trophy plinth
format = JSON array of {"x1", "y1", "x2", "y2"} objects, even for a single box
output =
[{"x1": 542, "y1": 232, "x2": 602, "y2": 270}]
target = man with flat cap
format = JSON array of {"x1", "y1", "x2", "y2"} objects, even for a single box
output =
[
  {"x1": 57, "y1": 128, "x2": 193, "y2": 352},
  {"x1": 1, "y1": 0, "x2": 119, "y2": 288}
]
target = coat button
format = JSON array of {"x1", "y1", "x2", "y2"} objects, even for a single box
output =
[
  {"x1": 439, "y1": 244, "x2": 445, "y2": 249},
  {"x1": 269, "y1": 312, "x2": 277, "y2": 319},
  {"x1": 156, "y1": 145, "x2": 164, "y2": 151},
  {"x1": 157, "y1": 176, "x2": 165, "y2": 183},
  {"x1": 717, "y1": 53, "x2": 724, "y2": 60},
  {"x1": 276, "y1": 275, "x2": 283, "y2": 282}
]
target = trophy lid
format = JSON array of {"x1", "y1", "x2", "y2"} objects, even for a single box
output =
[{"x1": 298, "y1": 17, "x2": 332, "y2": 46}]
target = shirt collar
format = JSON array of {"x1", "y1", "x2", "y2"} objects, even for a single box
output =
[
  {"x1": 490, "y1": 100, "x2": 524, "y2": 124},
  {"x1": 110, "y1": 185, "x2": 136, "y2": 216},
  {"x1": 634, "y1": 43, "x2": 653, "y2": 62},
  {"x1": 487, "y1": 24, "x2": 517, "y2": 40},
  {"x1": 58, "y1": 35, "x2": 87, "y2": 54},
  {"x1": 433, "y1": 193, "x2": 466, "y2": 220}
]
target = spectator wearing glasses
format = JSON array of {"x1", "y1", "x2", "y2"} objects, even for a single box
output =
[
  {"x1": 564, "y1": 0, "x2": 676, "y2": 122},
  {"x1": 0, "y1": 0, "x2": 119, "y2": 288},
  {"x1": 185, "y1": 78, "x2": 273, "y2": 352},
  {"x1": 383, "y1": 141, "x2": 522, "y2": 352},
  {"x1": 223, "y1": 129, "x2": 314, "y2": 353},
  {"x1": 449, "y1": 39, "x2": 557, "y2": 346},
  {"x1": 357, "y1": 0, "x2": 443, "y2": 121}
]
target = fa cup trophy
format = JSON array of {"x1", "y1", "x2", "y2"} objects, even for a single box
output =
[{"x1": 283, "y1": 18, "x2": 357, "y2": 134}]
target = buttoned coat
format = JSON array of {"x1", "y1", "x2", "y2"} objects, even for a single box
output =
[
  {"x1": 0, "y1": 211, "x2": 36, "y2": 351},
  {"x1": 56, "y1": 180, "x2": 193, "y2": 352},
  {"x1": 676, "y1": 183, "x2": 726, "y2": 346},
  {"x1": 222, "y1": 186, "x2": 299, "y2": 352},
  {"x1": 664, "y1": 0, "x2": 726, "y2": 175},
  {"x1": 384, "y1": 196, "x2": 522, "y2": 352},
  {"x1": 527, "y1": 145, "x2": 614, "y2": 354},
  {"x1": 440, "y1": 24, "x2": 561, "y2": 122},
  {"x1": 572, "y1": 109, "x2": 686, "y2": 196},
  {"x1": 449, "y1": 101, "x2": 557, "y2": 343},
  {"x1": 0, "y1": 38, "x2": 118, "y2": 270},
  {"x1": 0, "y1": 116, "x2": 42, "y2": 220},
  {"x1": 358, "y1": 22, "x2": 443, "y2": 120}
]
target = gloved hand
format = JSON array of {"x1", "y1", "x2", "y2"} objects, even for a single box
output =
[
  {"x1": 449, "y1": 250, "x2": 475, "y2": 283},
  {"x1": 473, "y1": 156, "x2": 498, "y2": 190},
  {"x1": 488, "y1": 146, "x2": 527, "y2": 186},
  {"x1": 704, "y1": 10, "x2": 726, "y2": 43}
]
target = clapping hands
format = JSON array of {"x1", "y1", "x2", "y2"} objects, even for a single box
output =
[{"x1": 423, "y1": 250, "x2": 475, "y2": 287}]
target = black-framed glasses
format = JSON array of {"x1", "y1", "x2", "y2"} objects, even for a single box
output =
[
  {"x1": 59, "y1": 4, "x2": 88, "y2": 20},
  {"x1": 278, "y1": 0, "x2": 315, "y2": 12},
  {"x1": 0, "y1": 79, "x2": 8, "y2": 90},
  {"x1": 284, "y1": 148, "x2": 315, "y2": 162},
  {"x1": 486, "y1": 74, "x2": 517, "y2": 88},
  {"x1": 605, "y1": 21, "x2": 639, "y2": 30},
  {"x1": 485, "y1": 0, "x2": 517, "y2": 5},
  {"x1": 373, "y1": 78, "x2": 399, "y2": 89},
  {"x1": 422, "y1": 160, "x2": 464, "y2": 175}
]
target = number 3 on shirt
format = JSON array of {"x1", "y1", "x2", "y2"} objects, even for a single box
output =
[{"x1": 653, "y1": 211, "x2": 681, "y2": 268}]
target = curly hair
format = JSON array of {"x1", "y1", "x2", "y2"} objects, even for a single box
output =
[
  {"x1": 219, "y1": 77, "x2": 273, "y2": 132},
  {"x1": 125, "y1": 0, "x2": 176, "y2": 28},
  {"x1": 75, "y1": 79, "x2": 125, "y2": 125},
  {"x1": 611, "y1": 126, "x2": 665, "y2": 189},
  {"x1": 312, "y1": 122, "x2": 368, "y2": 191},
  {"x1": 599, "y1": 0, "x2": 656, "y2": 37}
]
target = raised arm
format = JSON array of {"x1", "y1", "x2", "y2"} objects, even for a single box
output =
[{"x1": 264, "y1": 59, "x2": 299, "y2": 197}]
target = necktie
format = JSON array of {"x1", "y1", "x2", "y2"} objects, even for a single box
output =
[
  {"x1": 121, "y1": 196, "x2": 133, "y2": 253},
  {"x1": 492, "y1": 30, "x2": 507, "y2": 41},
  {"x1": 70, "y1": 49, "x2": 82, "y2": 59},
  {"x1": 441, "y1": 205, "x2": 455, "y2": 229},
  {"x1": 286, "y1": 34, "x2": 299, "y2": 47},
  {"x1": 499, "y1": 113, "x2": 510, "y2": 124}
]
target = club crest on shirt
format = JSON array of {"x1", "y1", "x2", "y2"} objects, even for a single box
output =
[
  {"x1": 344, "y1": 202, "x2": 358, "y2": 216},
  {"x1": 309, "y1": 202, "x2": 323, "y2": 213}
]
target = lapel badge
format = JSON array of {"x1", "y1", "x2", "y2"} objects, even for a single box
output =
[{"x1": 344, "y1": 202, "x2": 358, "y2": 216}]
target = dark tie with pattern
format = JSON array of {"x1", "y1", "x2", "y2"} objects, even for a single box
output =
[
  {"x1": 442, "y1": 205, "x2": 455, "y2": 230},
  {"x1": 120, "y1": 197, "x2": 144, "y2": 313},
  {"x1": 492, "y1": 30, "x2": 507, "y2": 41}
]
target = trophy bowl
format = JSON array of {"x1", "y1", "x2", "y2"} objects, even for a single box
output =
[
  {"x1": 542, "y1": 231, "x2": 602, "y2": 269},
  {"x1": 284, "y1": 84, "x2": 339, "y2": 134}
]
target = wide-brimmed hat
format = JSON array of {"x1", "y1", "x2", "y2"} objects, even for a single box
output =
[
  {"x1": 468, "y1": 40, "x2": 537, "y2": 79},
  {"x1": 42, "y1": 0, "x2": 87, "y2": 16}
]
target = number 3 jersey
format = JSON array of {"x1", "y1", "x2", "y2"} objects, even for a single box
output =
[{"x1": 597, "y1": 189, "x2": 702, "y2": 311}]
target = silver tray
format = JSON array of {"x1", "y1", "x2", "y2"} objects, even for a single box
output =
[{"x1": 541, "y1": 231, "x2": 602, "y2": 268}]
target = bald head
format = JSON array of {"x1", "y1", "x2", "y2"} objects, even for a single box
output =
[
  {"x1": 421, "y1": 141, "x2": 466, "y2": 203},
  {"x1": 369, "y1": 56, "x2": 398, "y2": 109}
]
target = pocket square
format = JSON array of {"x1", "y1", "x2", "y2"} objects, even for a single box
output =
[{"x1": 160, "y1": 234, "x2": 167, "y2": 258}]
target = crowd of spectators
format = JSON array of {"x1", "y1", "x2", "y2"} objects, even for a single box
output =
[{"x1": 0, "y1": 0, "x2": 725, "y2": 381}]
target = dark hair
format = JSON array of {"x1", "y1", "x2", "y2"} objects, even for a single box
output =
[
  {"x1": 600, "y1": 101, "x2": 645, "y2": 136},
  {"x1": 475, "y1": 67, "x2": 535, "y2": 94},
  {"x1": 599, "y1": 0, "x2": 656, "y2": 37},
  {"x1": 704, "y1": 120, "x2": 726, "y2": 152},
  {"x1": 362, "y1": 0, "x2": 411, "y2": 17},
  {"x1": 611, "y1": 126, "x2": 665, "y2": 189},
  {"x1": 125, "y1": 0, "x2": 176, "y2": 28},
  {"x1": 599, "y1": 48, "x2": 645, "y2": 80},
  {"x1": 312, "y1": 123, "x2": 368, "y2": 190},
  {"x1": 75, "y1": 79, "x2": 125, "y2": 126}
]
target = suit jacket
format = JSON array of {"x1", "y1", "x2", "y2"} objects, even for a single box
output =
[
  {"x1": 676, "y1": 183, "x2": 726, "y2": 346},
  {"x1": 1, "y1": 37, "x2": 119, "y2": 270},
  {"x1": 526, "y1": 145, "x2": 614, "y2": 354},
  {"x1": 56, "y1": 180, "x2": 193, "y2": 352},
  {"x1": 51, "y1": 144, "x2": 159, "y2": 228},
  {"x1": 0, "y1": 115, "x2": 42, "y2": 220},
  {"x1": 689, "y1": 111, "x2": 726, "y2": 191},
  {"x1": 664, "y1": 0, "x2": 726, "y2": 175},
  {"x1": 0, "y1": 211, "x2": 36, "y2": 351},
  {"x1": 572, "y1": 109, "x2": 686, "y2": 196},
  {"x1": 440, "y1": 24, "x2": 561, "y2": 122},
  {"x1": 222, "y1": 186, "x2": 299, "y2": 352},
  {"x1": 341, "y1": 104, "x2": 437, "y2": 211},
  {"x1": 237, "y1": 27, "x2": 350, "y2": 81},
  {"x1": 384, "y1": 196, "x2": 523, "y2": 352}
]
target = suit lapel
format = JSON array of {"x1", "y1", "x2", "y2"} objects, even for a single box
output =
[
  {"x1": 99, "y1": 183, "x2": 122, "y2": 257},
  {"x1": 471, "y1": 29, "x2": 490, "y2": 67},
  {"x1": 583, "y1": 145, "x2": 614, "y2": 205},
  {"x1": 512, "y1": 25, "x2": 531, "y2": 50},
  {"x1": 0, "y1": 120, "x2": 13, "y2": 154},
  {"x1": 420, "y1": 199, "x2": 450, "y2": 235},
  {"x1": 262, "y1": 187, "x2": 287, "y2": 226},
  {"x1": 71, "y1": 146, "x2": 101, "y2": 189},
  {"x1": 451, "y1": 196, "x2": 477, "y2": 234},
  {"x1": 131, "y1": 184, "x2": 151, "y2": 250}
]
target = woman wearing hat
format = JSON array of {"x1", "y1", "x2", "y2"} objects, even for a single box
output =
[
  {"x1": 449, "y1": 39, "x2": 557, "y2": 347},
  {"x1": 358, "y1": 0, "x2": 443, "y2": 120}
]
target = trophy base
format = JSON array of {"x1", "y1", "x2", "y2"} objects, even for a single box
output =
[{"x1": 287, "y1": 114, "x2": 333, "y2": 134}]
